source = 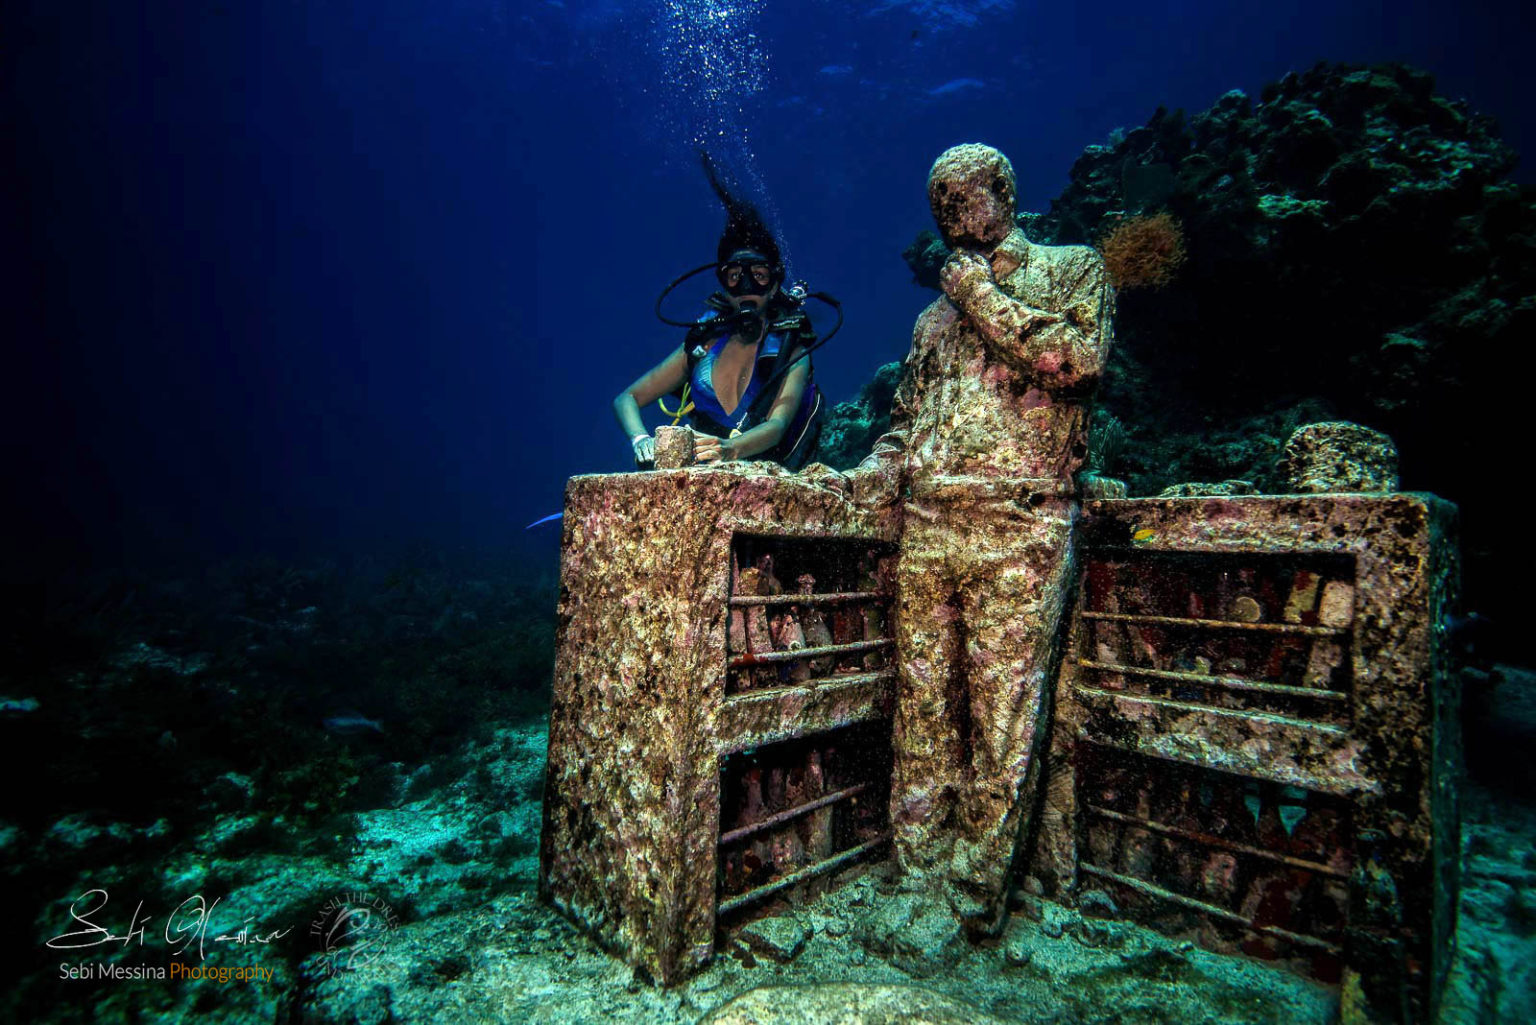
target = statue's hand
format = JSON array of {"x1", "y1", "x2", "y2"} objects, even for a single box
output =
[
  {"x1": 940, "y1": 249, "x2": 992, "y2": 302},
  {"x1": 945, "y1": 248, "x2": 1064, "y2": 338}
]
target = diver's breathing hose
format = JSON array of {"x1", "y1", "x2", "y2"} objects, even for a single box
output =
[
  {"x1": 750, "y1": 290, "x2": 841, "y2": 399},
  {"x1": 654, "y1": 262, "x2": 725, "y2": 328},
  {"x1": 654, "y1": 263, "x2": 844, "y2": 373}
]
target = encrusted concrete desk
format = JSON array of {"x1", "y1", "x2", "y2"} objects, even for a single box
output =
[
  {"x1": 1033, "y1": 494, "x2": 1460, "y2": 1022},
  {"x1": 541, "y1": 474, "x2": 1462, "y2": 1021},
  {"x1": 539, "y1": 466, "x2": 900, "y2": 984}
]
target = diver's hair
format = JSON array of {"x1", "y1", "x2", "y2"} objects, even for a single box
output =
[{"x1": 701, "y1": 149, "x2": 782, "y2": 271}]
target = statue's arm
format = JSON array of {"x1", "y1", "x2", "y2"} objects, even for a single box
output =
[{"x1": 942, "y1": 249, "x2": 1111, "y2": 389}]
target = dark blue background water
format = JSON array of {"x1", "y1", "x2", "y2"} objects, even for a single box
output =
[{"x1": 9, "y1": 0, "x2": 1533, "y2": 576}]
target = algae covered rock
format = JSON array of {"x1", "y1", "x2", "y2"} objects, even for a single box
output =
[
  {"x1": 1281, "y1": 421, "x2": 1400, "y2": 493},
  {"x1": 736, "y1": 914, "x2": 810, "y2": 964},
  {"x1": 853, "y1": 891, "x2": 968, "y2": 978}
]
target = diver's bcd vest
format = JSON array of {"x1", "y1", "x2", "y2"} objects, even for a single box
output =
[{"x1": 677, "y1": 300, "x2": 824, "y2": 470}]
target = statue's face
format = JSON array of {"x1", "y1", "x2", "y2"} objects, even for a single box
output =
[{"x1": 928, "y1": 145, "x2": 1017, "y2": 250}]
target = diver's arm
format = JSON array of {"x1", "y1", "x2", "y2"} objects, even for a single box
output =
[
  {"x1": 695, "y1": 361, "x2": 809, "y2": 462},
  {"x1": 613, "y1": 346, "x2": 689, "y2": 443},
  {"x1": 941, "y1": 249, "x2": 1108, "y2": 389}
]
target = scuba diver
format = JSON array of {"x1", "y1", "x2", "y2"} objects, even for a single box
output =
[{"x1": 612, "y1": 154, "x2": 833, "y2": 470}]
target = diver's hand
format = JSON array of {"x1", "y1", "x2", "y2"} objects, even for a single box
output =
[
  {"x1": 631, "y1": 434, "x2": 655, "y2": 466},
  {"x1": 694, "y1": 434, "x2": 736, "y2": 463}
]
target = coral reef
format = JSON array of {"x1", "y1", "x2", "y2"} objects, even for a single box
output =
[
  {"x1": 894, "y1": 62, "x2": 1532, "y2": 651},
  {"x1": 813, "y1": 361, "x2": 902, "y2": 470},
  {"x1": 901, "y1": 230, "x2": 949, "y2": 290},
  {"x1": 1038, "y1": 63, "x2": 1528, "y2": 636},
  {"x1": 1281, "y1": 421, "x2": 1400, "y2": 493}
]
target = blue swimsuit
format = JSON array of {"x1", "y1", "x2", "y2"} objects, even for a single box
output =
[
  {"x1": 683, "y1": 312, "x2": 822, "y2": 467},
  {"x1": 690, "y1": 329, "x2": 794, "y2": 434}
]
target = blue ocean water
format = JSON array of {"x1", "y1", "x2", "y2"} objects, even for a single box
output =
[
  {"x1": 7, "y1": 0, "x2": 1533, "y2": 568},
  {"x1": 6, "y1": 2, "x2": 1536, "y2": 1022}
]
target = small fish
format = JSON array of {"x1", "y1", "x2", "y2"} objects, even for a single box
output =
[
  {"x1": 927, "y1": 77, "x2": 985, "y2": 97},
  {"x1": 323, "y1": 713, "x2": 384, "y2": 735},
  {"x1": 1132, "y1": 528, "x2": 1155, "y2": 543},
  {"x1": 525, "y1": 512, "x2": 563, "y2": 530}
]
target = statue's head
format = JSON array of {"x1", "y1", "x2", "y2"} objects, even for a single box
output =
[{"x1": 928, "y1": 144, "x2": 1017, "y2": 251}]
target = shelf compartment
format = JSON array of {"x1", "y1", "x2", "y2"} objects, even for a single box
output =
[
  {"x1": 717, "y1": 721, "x2": 893, "y2": 923},
  {"x1": 720, "y1": 783, "x2": 873, "y2": 846},
  {"x1": 728, "y1": 638, "x2": 893, "y2": 669},
  {"x1": 1073, "y1": 686, "x2": 1373, "y2": 795},
  {"x1": 1073, "y1": 745, "x2": 1354, "y2": 966},
  {"x1": 727, "y1": 535, "x2": 896, "y2": 696},
  {"x1": 1075, "y1": 686, "x2": 1350, "y2": 735},
  {"x1": 1081, "y1": 550, "x2": 1357, "y2": 629},
  {"x1": 1084, "y1": 804, "x2": 1348, "y2": 879}
]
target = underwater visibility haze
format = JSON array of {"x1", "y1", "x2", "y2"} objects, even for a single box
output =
[{"x1": 5, "y1": 0, "x2": 1536, "y2": 1022}]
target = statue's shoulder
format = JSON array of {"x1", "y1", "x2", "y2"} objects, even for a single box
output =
[
  {"x1": 1024, "y1": 237, "x2": 1103, "y2": 269},
  {"x1": 1020, "y1": 238, "x2": 1107, "y2": 297}
]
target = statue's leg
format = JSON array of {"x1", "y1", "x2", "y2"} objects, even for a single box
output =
[
  {"x1": 889, "y1": 506, "x2": 964, "y2": 887},
  {"x1": 947, "y1": 497, "x2": 1077, "y2": 926}
]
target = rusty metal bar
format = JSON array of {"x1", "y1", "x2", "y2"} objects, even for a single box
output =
[
  {"x1": 719, "y1": 783, "x2": 872, "y2": 847},
  {"x1": 730, "y1": 591, "x2": 887, "y2": 607},
  {"x1": 1082, "y1": 611, "x2": 1346, "y2": 637},
  {"x1": 728, "y1": 638, "x2": 893, "y2": 669},
  {"x1": 1079, "y1": 864, "x2": 1343, "y2": 955},
  {"x1": 1085, "y1": 805, "x2": 1348, "y2": 879},
  {"x1": 717, "y1": 833, "x2": 892, "y2": 917},
  {"x1": 1074, "y1": 686, "x2": 1348, "y2": 735},
  {"x1": 1079, "y1": 660, "x2": 1347, "y2": 702}
]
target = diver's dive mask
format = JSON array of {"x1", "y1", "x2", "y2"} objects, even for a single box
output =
[{"x1": 718, "y1": 250, "x2": 777, "y2": 298}]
